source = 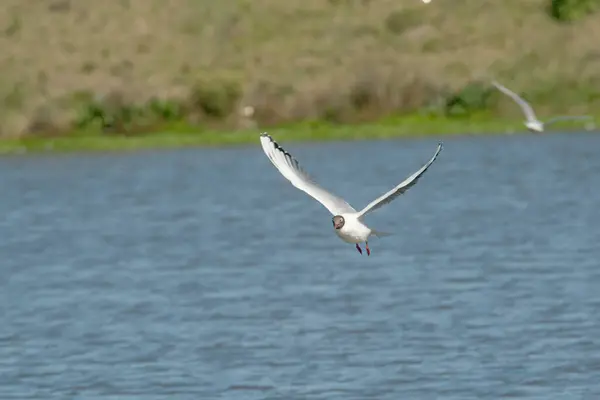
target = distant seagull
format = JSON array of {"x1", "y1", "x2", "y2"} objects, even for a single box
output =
[
  {"x1": 259, "y1": 133, "x2": 442, "y2": 255},
  {"x1": 491, "y1": 80, "x2": 593, "y2": 133}
]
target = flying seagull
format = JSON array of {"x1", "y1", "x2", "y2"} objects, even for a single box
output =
[
  {"x1": 259, "y1": 133, "x2": 442, "y2": 255},
  {"x1": 491, "y1": 80, "x2": 592, "y2": 133}
]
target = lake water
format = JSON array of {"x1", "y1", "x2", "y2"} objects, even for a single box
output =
[{"x1": 1, "y1": 132, "x2": 600, "y2": 399}]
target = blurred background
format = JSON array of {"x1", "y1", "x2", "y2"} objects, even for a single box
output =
[
  {"x1": 0, "y1": 0, "x2": 599, "y2": 137},
  {"x1": 1, "y1": 1, "x2": 600, "y2": 399}
]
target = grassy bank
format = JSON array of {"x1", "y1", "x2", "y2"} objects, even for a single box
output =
[
  {"x1": 1, "y1": 0, "x2": 600, "y2": 142},
  {"x1": 0, "y1": 113, "x2": 596, "y2": 155}
]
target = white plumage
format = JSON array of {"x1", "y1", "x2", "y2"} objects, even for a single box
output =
[
  {"x1": 492, "y1": 80, "x2": 592, "y2": 133},
  {"x1": 259, "y1": 133, "x2": 442, "y2": 255}
]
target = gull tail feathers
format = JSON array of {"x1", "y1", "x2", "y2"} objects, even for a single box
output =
[{"x1": 371, "y1": 229, "x2": 393, "y2": 238}]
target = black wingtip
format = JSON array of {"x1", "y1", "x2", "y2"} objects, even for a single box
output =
[
  {"x1": 261, "y1": 132, "x2": 280, "y2": 147},
  {"x1": 260, "y1": 132, "x2": 296, "y2": 160}
]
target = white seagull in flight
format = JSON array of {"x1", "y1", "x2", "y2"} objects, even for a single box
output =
[
  {"x1": 492, "y1": 80, "x2": 592, "y2": 133},
  {"x1": 259, "y1": 133, "x2": 442, "y2": 255}
]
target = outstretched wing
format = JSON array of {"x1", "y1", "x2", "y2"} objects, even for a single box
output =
[
  {"x1": 492, "y1": 80, "x2": 538, "y2": 122},
  {"x1": 356, "y1": 143, "x2": 442, "y2": 218},
  {"x1": 259, "y1": 133, "x2": 357, "y2": 215},
  {"x1": 544, "y1": 115, "x2": 593, "y2": 126}
]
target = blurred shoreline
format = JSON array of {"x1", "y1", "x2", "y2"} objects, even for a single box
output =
[
  {"x1": 0, "y1": 1, "x2": 598, "y2": 140},
  {"x1": 0, "y1": 113, "x2": 595, "y2": 155}
]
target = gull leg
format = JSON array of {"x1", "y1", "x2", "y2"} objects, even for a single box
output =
[
  {"x1": 366, "y1": 241, "x2": 371, "y2": 256},
  {"x1": 355, "y1": 244, "x2": 363, "y2": 255}
]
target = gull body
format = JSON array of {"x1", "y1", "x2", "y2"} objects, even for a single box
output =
[
  {"x1": 492, "y1": 80, "x2": 592, "y2": 133},
  {"x1": 525, "y1": 120, "x2": 544, "y2": 133},
  {"x1": 333, "y1": 214, "x2": 372, "y2": 244},
  {"x1": 259, "y1": 133, "x2": 442, "y2": 255}
]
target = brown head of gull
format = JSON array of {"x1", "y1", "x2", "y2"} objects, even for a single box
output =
[{"x1": 332, "y1": 215, "x2": 345, "y2": 230}]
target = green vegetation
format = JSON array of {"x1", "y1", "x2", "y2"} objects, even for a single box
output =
[
  {"x1": 1, "y1": 113, "x2": 596, "y2": 155},
  {"x1": 0, "y1": 116, "x2": 507, "y2": 154},
  {"x1": 550, "y1": 0, "x2": 600, "y2": 22},
  {"x1": 0, "y1": 0, "x2": 599, "y2": 150}
]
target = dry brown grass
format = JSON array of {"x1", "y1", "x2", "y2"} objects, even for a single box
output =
[{"x1": 1, "y1": 0, "x2": 600, "y2": 136}]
